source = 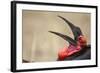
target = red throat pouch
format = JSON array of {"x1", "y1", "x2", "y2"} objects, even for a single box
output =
[{"x1": 58, "y1": 45, "x2": 81, "y2": 61}]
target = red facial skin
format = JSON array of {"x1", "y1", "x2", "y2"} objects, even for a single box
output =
[
  {"x1": 58, "y1": 35, "x2": 87, "y2": 61},
  {"x1": 78, "y1": 35, "x2": 87, "y2": 47}
]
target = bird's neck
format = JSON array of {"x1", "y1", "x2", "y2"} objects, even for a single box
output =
[{"x1": 58, "y1": 45, "x2": 81, "y2": 61}]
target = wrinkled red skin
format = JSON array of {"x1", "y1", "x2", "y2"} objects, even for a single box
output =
[{"x1": 58, "y1": 35, "x2": 87, "y2": 61}]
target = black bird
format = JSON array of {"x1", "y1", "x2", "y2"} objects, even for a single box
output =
[{"x1": 49, "y1": 16, "x2": 91, "y2": 61}]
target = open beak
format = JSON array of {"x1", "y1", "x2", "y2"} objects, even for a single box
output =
[{"x1": 58, "y1": 15, "x2": 83, "y2": 41}]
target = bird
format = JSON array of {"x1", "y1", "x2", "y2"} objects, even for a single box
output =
[{"x1": 49, "y1": 15, "x2": 91, "y2": 61}]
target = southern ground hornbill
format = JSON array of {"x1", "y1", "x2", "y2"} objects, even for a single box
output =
[{"x1": 49, "y1": 16, "x2": 91, "y2": 61}]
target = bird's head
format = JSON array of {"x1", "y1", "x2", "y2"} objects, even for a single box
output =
[{"x1": 77, "y1": 35, "x2": 87, "y2": 47}]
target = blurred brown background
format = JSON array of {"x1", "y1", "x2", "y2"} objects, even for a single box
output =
[{"x1": 22, "y1": 10, "x2": 91, "y2": 62}]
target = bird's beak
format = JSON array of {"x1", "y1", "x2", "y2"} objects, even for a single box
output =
[
  {"x1": 49, "y1": 31, "x2": 77, "y2": 46},
  {"x1": 58, "y1": 15, "x2": 83, "y2": 41}
]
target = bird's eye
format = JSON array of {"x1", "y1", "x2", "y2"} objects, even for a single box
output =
[
  {"x1": 79, "y1": 37, "x2": 82, "y2": 40},
  {"x1": 78, "y1": 36, "x2": 82, "y2": 40}
]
